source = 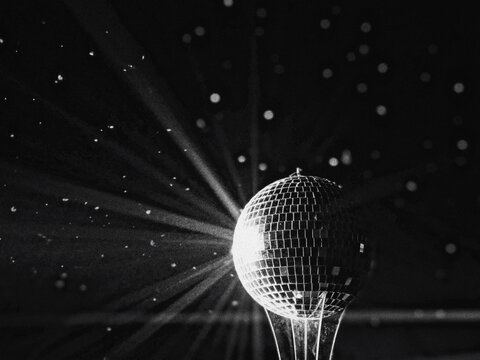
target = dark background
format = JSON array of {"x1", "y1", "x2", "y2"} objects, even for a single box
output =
[{"x1": 0, "y1": 1, "x2": 479, "y2": 359}]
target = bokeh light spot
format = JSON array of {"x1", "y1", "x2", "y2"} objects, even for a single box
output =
[
  {"x1": 376, "y1": 105, "x2": 387, "y2": 116},
  {"x1": 263, "y1": 110, "x2": 274, "y2": 120},
  {"x1": 210, "y1": 93, "x2": 221, "y2": 103}
]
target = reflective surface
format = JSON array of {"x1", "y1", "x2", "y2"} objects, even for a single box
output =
[{"x1": 232, "y1": 174, "x2": 370, "y2": 319}]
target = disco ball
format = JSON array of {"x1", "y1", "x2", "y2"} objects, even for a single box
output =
[{"x1": 232, "y1": 172, "x2": 370, "y2": 319}]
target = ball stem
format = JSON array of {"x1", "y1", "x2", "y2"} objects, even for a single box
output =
[{"x1": 265, "y1": 294, "x2": 344, "y2": 360}]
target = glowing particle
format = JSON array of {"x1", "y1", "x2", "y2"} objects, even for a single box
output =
[
  {"x1": 79, "y1": 284, "x2": 87, "y2": 291},
  {"x1": 171, "y1": 263, "x2": 177, "y2": 268},
  {"x1": 57, "y1": 74, "x2": 63, "y2": 81},
  {"x1": 359, "y1": 44, "x2": 369, "y2": 55},
  {"x1": 377, "y1": 62, "x2": 388, "y2": 73},
  {"x1": 10, "y1": 134, "x2": 14, "y2": 138},
  {"x1": 259, "y1": 163, "x2": 268, "y2": 171},
  {"x1": 360, "y1": 22, "x2": 372, "y2": 33},
  {"x1": 223, "y1": 0, "x2": 233, "y2": 7},
  {"x1": 94, "y1": 206, "x2": 100, "y2": 210},
  {"x1": 166, "y1": 128, "x2": 172, "y2": 132},
  {"x1": 62, "y1": 198, "x2": 69, "y2": 202},
  {"x1": 210, "y1": 93, "x2": 221, "y2": 103},
  {"x1": 457, "y1": 139, "x2": 468, "y2": 150},
  {"x1": 10, "y1": 206, "x2": 16, "y2": 213},
  {"x1": 274, "y1": 64, "x2": 285, "y2": 74},
  {"x1": 356, "y1": 83, "x2": 368, "y2": 94},
  {"x1": 194, "y1": 26, "x2": 206, "y2": 37},
  {"x1": 255, "y1": 27, "x2": 264, "y2": 36},
  {"x1": 89, "y1": 51, "x2": 94, "y2": 56},
  {"x1": 453, "y1": 82, "x2": 465, "y2": 94},
  {"x1": 445, "y1": 243, "x2": 457, "y2": 254},
  {"x1": 332, "y1": 5, "x2": 341, "y2": 15},
  {"x1": 231, "y1": 300, "x2": 239, "y2": 307},
  {"x1": 322, "y1": 68, "x2": 333, "y2": 79},
  {"x1": 0, "y1": 38, "x2": 3, "y2": 44},
  {"x1": 263, "y1": 110, "x2": 274, "y2": 120},
  {"x1": 376, "y1": 105, "x2": 387, "y2": 116},
  {"x1": 453, "y1": 115, "x2": 463, "y2": 126},
  {"x1": 423, "y1": 139, "x2": 433, "y2": 150},
  {"x1": 185, "y1": 187, "x2": 190, "y2": 191},
  {"x1": 106, "y1": 327, "x2": 112, "y2": 332},
  {"x1": 196, "y1": 118, "x2": 206, "y2": 128},
  {"x1": 406, "y1": 181, "x2": 418, "y2": 192},
  {"x1": 328, "y1": 157, "x2": 339, "y2": 167},
  {"x1": 420, "y1": 72, "x2": 431, "y2": 83},
  {"x1": 346, "y1": 52, "x2": 356, "y2": 62},
  {"x1": 237, "y1": 155, "x2": 246, "y2": 163},
  {"x1": 256, "y1": 8, "x2": 267, "y2": 18},
  {"x1": 341, "y1": 149, "x2": 352, "y2": 165},
  {"x1": 182, "y1": 34, "x2": 192, "y2": 43},
  {"x1": 145, "y1": 209, "x2": 151, "y2": 215},
  {"x1": 150, "y1": 240, "x2": 156, "y2": 247},
  {"x1": 320, "y1": 19, "x2": 331, "y2": 30}
]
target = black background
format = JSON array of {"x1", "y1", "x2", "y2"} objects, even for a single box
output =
[{"x1": 0, "y1": 1, "x2": 479, "y2": 359}]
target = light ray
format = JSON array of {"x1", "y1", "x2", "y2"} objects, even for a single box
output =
[
  {"x1": 183, "y1": 279, "x2": 239, "y2": 360},
  {"x1": 64, "y1": 0, "x2": 241, "y2": 219},
  {"x1": 4, "y1": 308, "x2": 480, "y2": 327},
  {"x1": 237, "y1": 297, "x2": 252, "y2": 360},
  {"x1": 37, "y1": 256, "x2": 229, "y2": 360},
  {"x1": 114, "y1": 256, "x2": 230, "y2": 311},
  {"x1": 0, "y1": 69, "x2": 233, "y2": 225},
  {"x1": 252, "y1": 302, "x2": 265, "y2": 360},
  {"x1": 247, "y1": 30, "x2": 260, "y2": 196},
  {"x1": 1, "y1": 223, "x2": 230, "y2": 249},
  {"x1": 223, "y1": 291, "x2": 249, "y2": 360},
  {"x1": 107, "y1": 259, "x2": 233, "y2": 357},
  {"x1": 211, "y1": 118, "x2": 249, "y2": 206},
  {"x1": 52, "y1": 150, "x2": 235, "y2": 228},
  {"x1": 1, "y1": 163, "x2": 233, "y2": 241},
  {"x1": 187, "y1": 53, "x2": 248, "y2": 206}
]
